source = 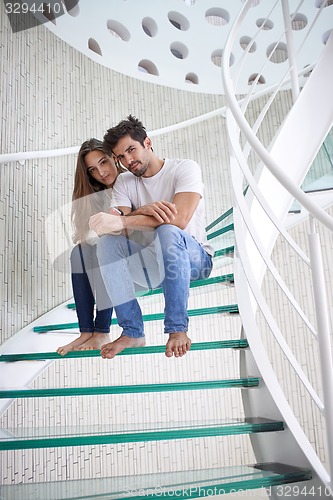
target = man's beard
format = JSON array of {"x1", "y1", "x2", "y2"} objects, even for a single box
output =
[{"x1": 129, "y1": 162, "x2": 148, "y2": 177}]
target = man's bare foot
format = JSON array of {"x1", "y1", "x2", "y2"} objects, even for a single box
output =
[
  {"x1": 165, "y1": 332, "x2": 191, "y2": 358},
  {"x1": 100, "y1": 335, "x2": 146, "y2": 359},
  {"x1": 73, "y1": 333, "x2": 111, "y2": 351},
  {"x1": 57, "y1": 333, "x2": 93, "y2": 356}
]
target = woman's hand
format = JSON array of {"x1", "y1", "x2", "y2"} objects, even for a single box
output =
[{"x1": 89, "y1": 212, "x2": 124, "y2": 236}]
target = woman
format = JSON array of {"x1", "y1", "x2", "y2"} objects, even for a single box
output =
[{"x1": 57, "y1": 139, "x2": 125, "y2": 355}]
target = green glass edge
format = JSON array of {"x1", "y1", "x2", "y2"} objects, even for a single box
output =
[
  {"x1": 214, "y1": 246, "x2": 234, "y2": 258},
  {"x1": 67, "y1": 273, "x2": 235, "y2": 309},
  {"x1": 137, "y1": 274, "x2": 234, "y2": 297},
  {"x1": 207, "y1": 223, "x2": 234, "y2": 241},
  {"x1": 117, "y1": 472, "x2": 312, "y2": 500},
  {"x1": 205, "y1": 207, "x2": 233, "y2": 232},
  {"x1": 66, "y1": 263, "x2": 234, "y2": 309},
  {"x1": 0, "y1": 377, "x2": 259, "y2": 399},
  {"x1": 0, "y1": 420, "x2": 284, "y2": 451},
  {"x1": 0, "y1": 339, "x2": 248, "y2": 362},
  {"x1": 0, "y1": 468, "x2": 312, "y2": 499},
  {"x1": 135, "y1": 274, "x2": 234, "y2": 299},
  {"x1": 33, "y1": 304, "x2": 239, "y2": 333}
]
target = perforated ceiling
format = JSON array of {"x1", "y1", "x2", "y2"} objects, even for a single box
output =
[{"x1": 43, "y1": 0, "x2": 332, "y2": 94}]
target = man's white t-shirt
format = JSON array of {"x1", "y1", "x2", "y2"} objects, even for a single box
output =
[{"x1": 112, "y1": 158, "x2": 214, "y2": 256}]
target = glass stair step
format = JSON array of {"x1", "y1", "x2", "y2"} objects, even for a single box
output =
[
  {"x1": 67, "y1": 273, "x2": 235, "y2": 308},
  {"x1": 204, "y1": 206, "x2": 235, "y2": 280},
  {"x1": 0, "y1": 417, "x2": 284, "y2": 451},
  {"x1": 134, "y1": 273, "x2": 235, "y2": 297},
  {"x1": 0, "y1": 377, "x2": 259, "y2": 399},
  {"x1": 32, "y1": 304, "x2": 239, "y2": 333},
  {"x1": 0, "y1": 339, "x2": 248, "y2": 362},
  {"x1": 207, "y1": 223, "x2": 234, "y2": 241},
  {"x1": 0, "y1": 463, "x2": 312, "y2": 499},
  {"x1": 214, "y1": 245, "x2": 234, "y2": 258},
  {"x1": 206, "y1": 207, "x2": 233, "y2": 232}
]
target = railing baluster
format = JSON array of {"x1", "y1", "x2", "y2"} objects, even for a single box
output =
[{"x1": 308, "y1": 216, "x2": 333, "y2": 489}]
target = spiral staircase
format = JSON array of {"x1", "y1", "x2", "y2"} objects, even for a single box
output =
[{"x1": 1, "y1": 1, "x2": 333, "y2": 499}]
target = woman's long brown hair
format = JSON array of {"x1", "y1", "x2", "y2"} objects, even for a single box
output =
[{"x1": 71, "y1": 138, "x2": 124, "y2": 243}]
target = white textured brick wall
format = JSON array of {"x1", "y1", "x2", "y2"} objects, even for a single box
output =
[{"x1": 1, "y1": 3, "x2": 332, "y2": 495}]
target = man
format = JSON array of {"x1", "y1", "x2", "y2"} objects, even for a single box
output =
[{"x1": 89, "y1": 115, "x2": 214, "y2": 359}]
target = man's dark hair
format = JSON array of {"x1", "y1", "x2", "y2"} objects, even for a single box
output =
[{"x1": 103, "y1": 115, "x2": 147, "y2": 153}]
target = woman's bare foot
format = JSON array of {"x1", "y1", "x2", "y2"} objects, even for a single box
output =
[
  {"x1": 73, "y1": 333, "x2": 111, "y2": 351},
  {"x1": 165, "y1": 332, "x2": 191, "y2": 358},
  {"x1": 57, "y1": 333, "x2": 93, "y2": 356},
  {"x1": 100, "y1": 335, "x2": 146, "y2": 359}
]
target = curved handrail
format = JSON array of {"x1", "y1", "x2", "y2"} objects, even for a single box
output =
[
  {"x1": 232, "y1": 188, "x2": 330, "y2": 485},
  {"x1": 222, "y1": 13, "x2": 333, "y2": 232},
  {"x1": 0, "y1": 108, "x2": 226, "y2": 164},
  {"x1": 222, "y1": 0, "x2": 333, "y2": 491},
  {"x1": 0, "y1": 146, "x2": 80, "y2": 164},
  {"x1": 0, "y1": 65, "x2": 318, "y2": 166},
  {"x1": 228, "y1": 132, "x2": 317, "y2": 339}
]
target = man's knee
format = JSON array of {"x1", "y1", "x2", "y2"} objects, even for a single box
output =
[{"x1": 155, "y1": 224, "x2": 181, "y2": 242}]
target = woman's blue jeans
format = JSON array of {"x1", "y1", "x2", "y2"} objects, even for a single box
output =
[
  {"x1": 70, "y1": 244, "x2": 112, "y2": 333},
  {"x1": 96, "y1": 225, "x2": 213, "y2": 338}
]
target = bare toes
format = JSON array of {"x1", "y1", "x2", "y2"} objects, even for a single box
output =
[{"x1": 165, "y1": 333, "x2": 191, "y2": 358}]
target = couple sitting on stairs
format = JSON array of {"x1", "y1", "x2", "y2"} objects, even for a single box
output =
[{"x1": 57, "y1": 115, "x2": 214, "y2": 359}]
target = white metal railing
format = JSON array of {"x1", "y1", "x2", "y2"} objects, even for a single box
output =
[
  {"x1": 0, "y1": 73, "x2": 318, "y2": 166},
  {"x1": 222, "y1": 0, "x2": 333, "y2": 492},
  {"x1": 0, "y1": 110, "x2": 229, "y2": 165}
]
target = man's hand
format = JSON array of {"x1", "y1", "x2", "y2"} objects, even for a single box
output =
[
  {"x1": 132, "y1": 201, "x2": 177, "y2": 223},
  {"x1": 89, "y1": 212, "x2": 124, "y2": 236}
]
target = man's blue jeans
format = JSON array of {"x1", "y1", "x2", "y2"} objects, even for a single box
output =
[
  {"x1": 96, "y1": 225, "x2": 213, "y2": 338},
  {"x1": 70, "y1": 244, "x2": 112, "y2": 333}
]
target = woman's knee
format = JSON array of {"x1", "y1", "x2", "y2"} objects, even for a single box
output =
[
  {"x1": 70, "y1": 244, "x2": 80, "y2": 261},
  {"x1": 96, "y1": 234, "x2": 127, "y2": 262},
  {"x1": 70, "y1": 244, "x2": 84, "y2": 272},
  {"x1": 70, "y1": 243, "x2": 95, "y2": 273}
]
